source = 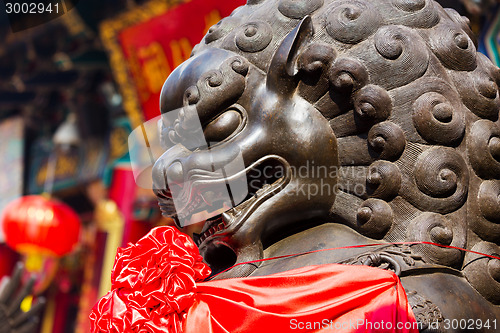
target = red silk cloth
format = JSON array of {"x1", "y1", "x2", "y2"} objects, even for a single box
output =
[{"x1": 90, "y1": 227, "x2": 418, "y2": 333}]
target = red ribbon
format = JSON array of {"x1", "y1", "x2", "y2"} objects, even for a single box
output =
[{"x1": 212, "y1": 241, "x2": 500, "y2": 278}]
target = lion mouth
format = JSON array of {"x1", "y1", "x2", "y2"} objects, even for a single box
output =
[
  {"x1": 192, "y1": 215, "x2": 226, "y2": 246},
  {"x1": 194, "y1": 160, "x2": 289, "y2": 275},
  {"x1": 156, "y1": 155, "x2": 291, "y2": 250},
  {"x1": 193, "y1": 173, "x2": 286, "y2": 247}
]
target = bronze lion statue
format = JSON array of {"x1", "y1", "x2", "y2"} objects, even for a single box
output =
[{"x1": 152, "y1": 0, "x2": 500, "y2": 330}]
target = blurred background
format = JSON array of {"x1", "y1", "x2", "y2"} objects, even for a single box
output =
[{"x1": 0, "y1": 0, "x2": 498, "y2": 332}]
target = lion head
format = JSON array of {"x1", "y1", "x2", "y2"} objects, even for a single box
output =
[{"x1": 152, "y1": 0, "x2": 500, "y2": 303}]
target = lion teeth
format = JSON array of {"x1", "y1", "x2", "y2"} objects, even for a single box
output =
[{"x1": 223, "y1": 212, "x2": 233, "y2": 223}]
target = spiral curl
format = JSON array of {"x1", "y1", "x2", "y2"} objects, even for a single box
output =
[
  {"x1": 412, "y1": 91, "x2": 465, "y2": 145},
  {"x1": 356, "y1": 198, "x2": 393, "y2": 239},
  {"x1": 367, "y1": 161, "x2": 402, "y2": 200},
  {"x1": 452, "y1": 54, "x2": 500, "y2": 120},
  {"x1": 352, "y1": 25, "x2": 429, "y2": 90},
  {"x1": 328, "y1": 57, "x2": 369, "y2": 93},
  {"x1": 324, "y1": 0, "x2": 382, "y2": 44},
  {"x1": 204, "y1": 70, "x2": 224, "y2": 88},
  {"x1": 469, "y1": 178, "x2": 500, "y2": 242},
  {"x1": 428, "y1": 23, "x2": 476, "y2": 71},
  {"x1": 231, "y1": 57, "x2": 250, "y2": 76},
  {"x1": 444, "y1": 8, "x2": 476, "y2": 46},
  {"x1": 468, "y1": 120, "x2": 500, "y2": 179},
  {"x1": 390, "y1": 0, "x2": 440, "y2": 28},
  {"x1": 184, "y1": 86, "x2": 200, "y2": 106},
  {"x1": 206, "y1": 17, "x2": 240, "y2": 44},
  {"x1": 407, "y1": 213, "x2": 464, "y2": 267},
  {"x1": 401, "y1": 147, "x2": 469, "y2": 214},
  {"x1": 368, "y1": 121, "x2": 406, "y2": 161},
  {"x1": 414, "y1": 148, "x2": 467, "y2": 199},
  {"x1": 298, "y1": 43, "x2": 336, "y2": 75},
  {"x1": 463, "y1": 242, "x2": 500, "y2": 305},
  {"x1": 478, "y1": 181, "x2": 500, "y2": 224},
  {"x1": 353, "y1": 85, "x2": 392, "y2": 122},
  {"x1": 235, "y1": 21, "x2": 273, "y2": 53}
]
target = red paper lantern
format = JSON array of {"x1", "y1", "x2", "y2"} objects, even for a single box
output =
[{"x1": 1, "y1": 195, "x2": 81, "y2": 258}]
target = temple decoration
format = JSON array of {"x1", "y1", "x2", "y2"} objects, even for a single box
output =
[
  {"x1": 1, "y1": 195, "x2": 81, "y2": 267},
  {"x1": 99, "y1": 0, "x2": 246, "y2": 128}
]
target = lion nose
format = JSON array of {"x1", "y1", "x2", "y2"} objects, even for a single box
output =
[
  {"x1": 152, "y1": 144, "x2": 192, "y2": 191},
  {"x1": 166, "y1": 162, "x2": 184, "y2": 188}
]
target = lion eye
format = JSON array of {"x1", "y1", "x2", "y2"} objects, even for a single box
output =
[{"x1": 204, "y1": 110, "x2": 242, "y2": 143}]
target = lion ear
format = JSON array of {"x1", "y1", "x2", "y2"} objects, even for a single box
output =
[{"x1": 266, "y1": 16, "x2": 314, "y2": 96}]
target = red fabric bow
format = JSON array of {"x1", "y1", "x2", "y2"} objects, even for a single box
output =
[
  {"x1": 90, "y1": 227, "x2": 418, "y2": 333},
  {"x1": 90, "y1": 227, "x2": 211, "y2": 332}
]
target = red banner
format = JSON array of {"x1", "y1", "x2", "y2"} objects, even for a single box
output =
[{"x1": 101, "y1": 0, "x2": 246, "y2": 126}]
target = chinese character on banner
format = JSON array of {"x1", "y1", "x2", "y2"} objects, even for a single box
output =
[{"x1": 100, "y1": 0, "x2": 246, "y2": 127}]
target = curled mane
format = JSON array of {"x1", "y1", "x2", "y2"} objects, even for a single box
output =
[{"x1": 193, "y1": 0, "x2": 500, "y2": 303}]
